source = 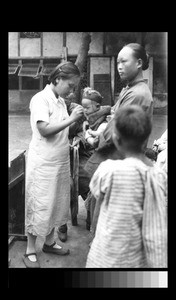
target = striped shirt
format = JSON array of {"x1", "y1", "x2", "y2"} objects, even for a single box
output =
[{"x1": 86, "y1": 157, "x2": 167, "y2": 268}]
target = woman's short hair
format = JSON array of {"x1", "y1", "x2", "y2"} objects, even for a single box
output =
[
  {"x1": 124, "y1": 43, "x2": 149, "y2": 70},
  {"x1": 48, "y1": 61, "x2": 80, "y2": 85},
  {"x1": 82, "y1": 87, "x2": 103, "y2": 104},
  {"x1": 113, "y1": 105, "x2": 152, "y2": 151}
]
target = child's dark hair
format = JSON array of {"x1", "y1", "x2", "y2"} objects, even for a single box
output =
[
  {"x1": 113, "y1": 105, "x2": 152, "y2": 152},
  {"x1": 124, "y1": 43, "x2": 149, "y2": 71},
  {"x1": 48, "y1": 61, "x2": 80, "y2": 85}
]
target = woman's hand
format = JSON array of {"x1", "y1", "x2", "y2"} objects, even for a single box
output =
[{"x1": 70, "y1": 106, "x2": 84, "y2": 122}]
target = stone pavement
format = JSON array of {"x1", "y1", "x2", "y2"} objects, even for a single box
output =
[{"x1": 8, "y1": 196, "x2": 92, "y2": 268}]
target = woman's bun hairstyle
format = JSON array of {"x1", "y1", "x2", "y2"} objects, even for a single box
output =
[
  {"x1": 125, "y1": 43, "x2": 149, "y2": 71},
  {"x1": 142, "y1": 52, "x2": 149, "y2": 71}
]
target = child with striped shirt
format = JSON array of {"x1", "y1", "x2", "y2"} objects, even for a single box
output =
[{"x1": 86, "y1": 105, "x2": 167, "y2": 268}]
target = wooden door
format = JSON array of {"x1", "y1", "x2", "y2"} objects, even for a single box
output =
[{"x1": 94, "y1": 74, "x2": 112, "y2": 106}]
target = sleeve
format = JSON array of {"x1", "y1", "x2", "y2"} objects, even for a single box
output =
[
  {"x1": 89, "y1": 161, "x2": 113, "y2": 200},
  {"x1": 122, "y1": 92, "x2": 146, "y2": 109},
  {"x1": 96, "y1": 122, "x2": 108, "y2": 134},
  {"x1": 121, "y1": 90, "x2": 153, "y2": 118},
  {"x1": 30, "y1": 96, "x2": 50, "y2": 124},
  {"x1": 97, "y1": 118, "x2": 114, "y2": 150},
  {"x1": 142, "y1": 168, "x2": 167, "y2": 267}
]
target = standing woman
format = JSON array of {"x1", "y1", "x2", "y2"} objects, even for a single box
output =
[
  {"x1": 84, "y1": 43, "x2": 154, "y2": 229},
  {"x1": 23, "y1": 62, "x2": 84, "y2": 268}
]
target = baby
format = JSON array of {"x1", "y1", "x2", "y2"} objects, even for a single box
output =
[
  {"x1": 81, "y1": 87, "x2": 111, "y2": 148},
  {"x1": 153, "y1": 129, "x2": 167, "y2": 173},
  {"x1": 153, "y1": 129, "x2": 167, "y2": 153}
]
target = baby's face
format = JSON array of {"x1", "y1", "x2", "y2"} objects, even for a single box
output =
[{"x1": 82, "y1": 98, "x2": 99, "y2": 117}]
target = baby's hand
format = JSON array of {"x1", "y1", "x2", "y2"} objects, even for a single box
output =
[
  {"x1": 87, "y1": 129, "x2": 98, "y2": 137},
  {"x1": 106, "y1": 114, "x2": 113, "y2": 122},
  {"x1": 87, "y1": 129, "x2": 93, "y2": 135},
  {"x1": 152, "y1": 145, "x2": 158, "y2": 152}
]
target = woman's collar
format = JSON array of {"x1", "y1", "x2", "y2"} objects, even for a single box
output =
[
  {"x1": 127, "y1": 78, "x2": 145, "y2": 88},
  {"x1": 45, "y1": 84, "x2": 64, "y2": 104}
]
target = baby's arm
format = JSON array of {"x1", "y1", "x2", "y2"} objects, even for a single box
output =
[
  {"x1": 88, "y1": 122, "x2": 108, "y2": 138},
  {"x1": 87, "y1": 129, "x2": 100, "y2": 137},
  {"x1": 86, "y1": 134, "x2": 99, "y2": 148}
]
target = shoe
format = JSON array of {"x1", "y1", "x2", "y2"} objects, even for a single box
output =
[
  {"x1": 57, "y1": 230, "x2": 67, "y2": 242},
  {"x1": 22, "y1": 253, "x2": 40, "y2": 268},
  {"x1": 42, "y1": 241, "x2": 70, "y2": 255}
]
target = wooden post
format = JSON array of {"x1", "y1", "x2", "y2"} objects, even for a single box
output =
[
  {"x1": 39, "y1": 59, "x2": 43, "y2": 90},
  {"x1": 18, "y1": 59, "x2": 22, "y2": 90},
  {"x1": 63, "y1": 32, "x2": 66, "y2": 47},
  {"x1": 74, "y1": 32, "x2": 91, "y2": 103},
  {"x1": 75, "y1": 32, "x2": 91, "y2": 75},
  {"x1": 39, "y1": 33, "x2": 43, "y2": 89},
  {"x1": 18, "y1": 32, "x2": 20, "y2": 57},
  {"x1": 111, "y1": 56, "x2": 115, "y2": 105},
  {"x1": 61, "y1": 32, "x2": 67, "y2": 62},
  {"x1": 103, "y1": 32, "x2": 106, "y2": 55},
  {"x1": 40, "y1": 32, "x2": 43, "y2": 56}
]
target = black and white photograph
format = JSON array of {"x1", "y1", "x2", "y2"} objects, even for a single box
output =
[{"x1": 8, "y1": 32, "x2": 168, "y2": 286}]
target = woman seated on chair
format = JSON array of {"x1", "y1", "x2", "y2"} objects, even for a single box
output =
[{"x1": 65, "y1": 87, "x2": 112, "y2": 230}]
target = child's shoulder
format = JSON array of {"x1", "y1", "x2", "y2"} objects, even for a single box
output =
[
  {"x1": 99, "y1": 157, "x2": 157, "y2": 171},
  {"x1": 103, "y1": 157, "x2": 150, "y2": 174},
  {"x1": 97, "y1": 159, "x2": 145, "y2": 183},
  {"x1": 99, "y1": 158, "x2": 134, "y2": 173}
]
